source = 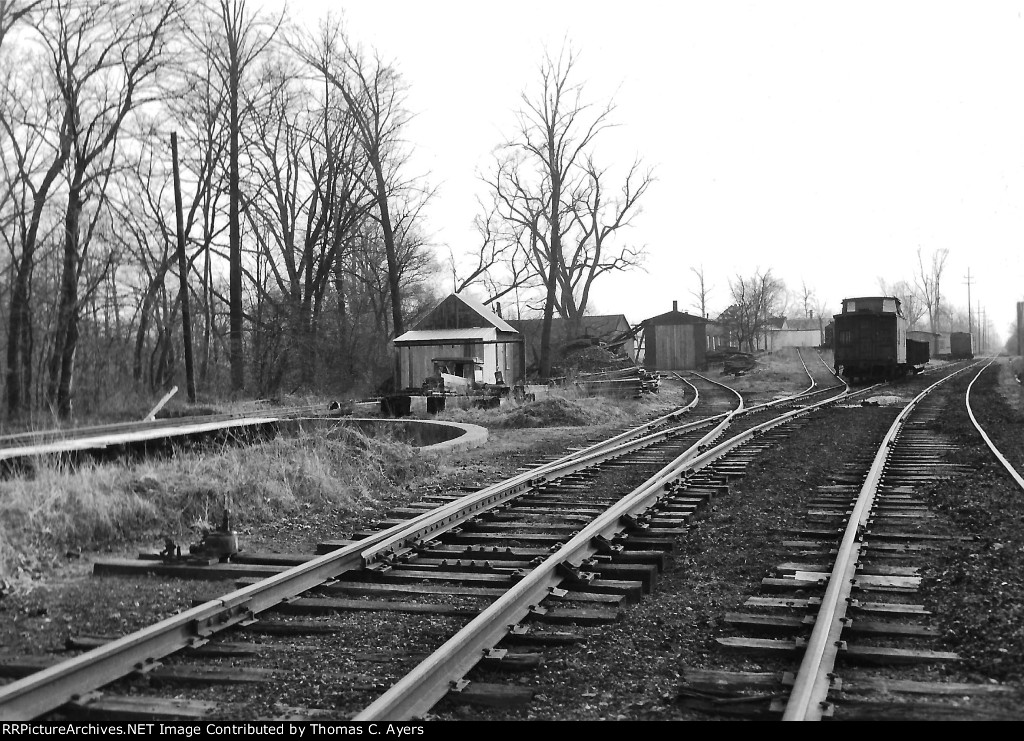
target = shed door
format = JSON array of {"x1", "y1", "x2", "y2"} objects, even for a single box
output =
[{"x1": 656, "y1": 326, "x2": 694, "y2": 369}]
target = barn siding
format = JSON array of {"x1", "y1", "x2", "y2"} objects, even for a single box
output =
[{"x1": 398, "y1": 341, "x2": 522, "y2": 389}]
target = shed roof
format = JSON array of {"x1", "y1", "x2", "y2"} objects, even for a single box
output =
[
  {"x1": 642, "y1": 309, "x2": 709, "y2": 326},
  {"x1": 784, "y1": 318, "x2": 823, "y2": 331},
  {"x1": 394, "y1": 327, "x2": 499, "y2": 344}
]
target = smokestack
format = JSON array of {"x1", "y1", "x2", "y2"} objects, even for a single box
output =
[
  {"x1": 672, "y1": 300, "x2": 678, "y2": 312},
  {"x1": 495, "y1": 301, "x2": 502, "y2": 318}
]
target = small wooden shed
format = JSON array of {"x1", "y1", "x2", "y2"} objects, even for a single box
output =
[
  {"x1": 640, "y1": 301, "x2": 709, "y2": 370},
  {"x1": 392, "y1": 293, "x2": 525, "y2": 390}
]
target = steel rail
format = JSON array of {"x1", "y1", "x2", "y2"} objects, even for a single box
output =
[
  {"x1": 0, "y1": 374, "x2": 840, "y2": 721},
  {"x1": 965, "y1": 357, "x2": 1024, "y2": 491},
  {"x1": 353, "y1": 378, "x2": 851, "y2": 720},
  {"x1": 0, "y1": 388, "x2": 718, "y2": 721},
  {"x1": 359, "y1": 380, "x2": 748, "y2": 565},
  {"x1": 539, "y1": 375, "x2": 702, "y2": 471},
  {"x1": 354, "y1": 407, "x2": 742, "y2": 721},
  {"x1": 781, "y1": 363, "x2": 977, "y2": 721}
]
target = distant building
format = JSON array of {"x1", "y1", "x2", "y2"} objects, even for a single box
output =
[
  {"x1": 705, "y1": 320, "x2": 725, "y2": 352},
  {"x1": 640, "y1": 301, "x2": 709, "y2": 370},
  {"x1": 392, "y1": 293, "x2": 524, "y2": 390},
  {"x1": 507, "y1": 314, "x2": 637, "y2": 373},
  {"x1": 767, "y1": 316, "x2": 826, "y2": 350},
  {"x1": 716, "y1": 305, "x2": 784, "y2": 352}
]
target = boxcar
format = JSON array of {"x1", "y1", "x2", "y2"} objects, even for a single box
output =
[
  {"x1": 906, "y1": 338, "x2": 930, "y2": 368},
  {"x1": 949, "y1": 331, "x2": 974, "y2": 359},
  {"x1": 833, "y1": 296, "x2": 923, "y2": 382}
]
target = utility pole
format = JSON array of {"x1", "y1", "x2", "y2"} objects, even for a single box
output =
[
  {"x1": 171, "y1": 133, "x2": 197, "y2": 403},
  {"x1": 979, "y1": 304, "x2": 983, "y2": 353},
  {"x1": 964, "y1": 268, "x2": 973, "y2": 335}
]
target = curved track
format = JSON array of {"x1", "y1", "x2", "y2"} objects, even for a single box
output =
[{"x1": 0, "y1": 362, "x2": 848, "y2": 721}]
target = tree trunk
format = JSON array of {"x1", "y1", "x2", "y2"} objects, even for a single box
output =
[
  {"x1": 46, "y1": 183, "x2": 83, "y2": 418},
  {"x1": 374, "y1": 162, "x2": 403, "y2": 338},
  {"x1": 5, "y1": 254, "x2": 32, "y2": 417},
  {"x1": 228, "y1": 45, "x2": 244, "y2": 391},
  {"x1": 539, "y1": 173, "x2": 561, "y2": 380}
]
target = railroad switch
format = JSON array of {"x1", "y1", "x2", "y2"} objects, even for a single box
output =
[{"x1": 188, "y1": 508, "x2": 240, "y2": 562}]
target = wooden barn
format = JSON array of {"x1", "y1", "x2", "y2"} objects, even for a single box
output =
[
  {"x1": 392, "y1": 293, "x2": 525, "y2": 390},
  {"x1": 640, "y1": 301, "x2": 709, "y2": 370},
  {"x1": 507, "y1": 314, "x2": 637, "y2": 371}
]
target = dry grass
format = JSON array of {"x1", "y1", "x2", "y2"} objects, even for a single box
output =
[
  {"x1": 437, "y1": 390, "x2": 650, "y2": 429},
  {"x1": 0, "y1": 425, "x2": 436, "y2": 580},
  {"x1": 0, "y1": 387, "x2": 685, "y2": 580},
  {"x1": 715, "y1": 347, "x2": 834, "y2": 396}
]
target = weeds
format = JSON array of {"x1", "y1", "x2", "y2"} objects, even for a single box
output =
[{"x1": 0, "y1": 424, "x2": 435, "y2": 579}]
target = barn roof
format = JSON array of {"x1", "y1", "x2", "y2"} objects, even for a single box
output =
[
  {"x1": 405, "y1": 292, "x2": 519, "y2": 335},
  {"x1": 452, "y1": 292, "x2": 518, "y2": 332},
  {"x1": 642, "y1": 309, "x2": 709, "y2": 326}
]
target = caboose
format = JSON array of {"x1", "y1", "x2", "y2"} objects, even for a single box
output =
[{"x1": 832, "y1": 296, "x2": 927, "y2": 382}]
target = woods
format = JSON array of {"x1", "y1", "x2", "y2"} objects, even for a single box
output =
[
  {"x1": 0, "y1": 1, "x2": 450, "y2": 425},
  {"x1": 0, "y1": 3, "x2": 653, "y2": 428}
]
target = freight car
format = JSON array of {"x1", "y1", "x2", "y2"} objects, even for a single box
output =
[
  {"x1": 832, "y1": 296, "x2": 929, "y2": 383},
  {"x1": 949, "y1": 331, "x2": 974, "y2": 359}
]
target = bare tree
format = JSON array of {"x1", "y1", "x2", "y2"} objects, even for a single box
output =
[
  {"x1": 725, "y1": 268, "x2": 786, "y2": 352},
  {"x1": 450, "y1": 193, "x2": 538, "y2": 306},
  {"x1": 878, "y1": 278, "x2": 925, "y2": 329},
  {"x1": 205, "y1": 0, "x2": 282, "y2": 392},
  {"x1": 914, "y1": 247, "x2": 949, "y2": 333},
  {"x1": 243, "y1": 49, "x2": 375, "y2": 389},
  {"x1": 689, "y1": 265, "x2": 712, "y2": 318},
  {"x1": 39, "y1": 0, "x2": 180, "y2": 418},
  {"x1": 297, "y1": 18, "x2": 422, "y2": 343},
  {"x1": 0, "y1": 0, "x2": 41, "y2": 50},
  {"x1": 797, "y1": 279, "x2": 816, "y2": 318},
  {"x1": 480, "y1": 44, "x2": 650, "y2": 377},
  {"x1": 0, "y1": 52, "x2": 71, "y2": 418},
  {"x1": 560, "y1": 155, "x2": 652, "y2": 324}
]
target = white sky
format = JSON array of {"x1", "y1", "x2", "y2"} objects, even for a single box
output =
[{"x1": 282, "y1": 0, "x2": 1024, "y2": 344}]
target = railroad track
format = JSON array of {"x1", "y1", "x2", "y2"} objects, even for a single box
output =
[
  {"x1": 1, "y1": 358, "x2": 855, "y2": 721},
  {"x1": 10, "y1": 355, "x2": 1013, "y2": 722},
  {"x1": 677, "y1": 358, "x2": 1024, "y2": 720}
]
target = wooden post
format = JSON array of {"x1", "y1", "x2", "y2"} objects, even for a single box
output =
[
  {"x1": 144, "y1": 386, "x2": 178, "y2": 421},
  {"x1": 171, "y1": 133, "x2": 197, "y2": 403}
]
